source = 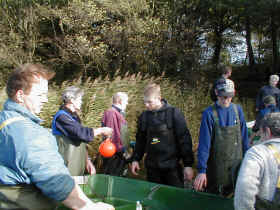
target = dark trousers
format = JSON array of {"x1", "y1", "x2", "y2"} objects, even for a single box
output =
[
  {"x1": 146, "y1": 166, "x2": 184, "y2": 188},
  {"x1": 102, "y1": 152, "x2": 127, "y2": 176}
]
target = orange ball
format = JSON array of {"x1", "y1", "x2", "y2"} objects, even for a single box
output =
[{"x1": 99, "y1": 138, "x2": 117, "y2": 158}]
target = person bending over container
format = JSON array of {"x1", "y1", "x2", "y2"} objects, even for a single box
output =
[
  {"x1": 250, "y1": 95, "x2": 280, "y2": 146},
  {"x1": 52, "y1": 86, "x2": 112, "y2": 176},
  {"x1": 0, "y1": 63, "x2": 114, "y2": 210},
  {"x1": 101, "y1": 92, "x2": 130, "y2": 176},
  {"x1": 235, "y1": 112, "x2": 280, "y2": 210},
  {"x1": 130, "y1": 83, "x2": 194, "y2": 188},
  {"x1": 194, "y1": 79, "x2": 249, "y2": 196}
]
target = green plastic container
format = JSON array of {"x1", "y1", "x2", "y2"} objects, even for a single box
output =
[{"x1": 58, "y1": 174, "x2": 234, "y2": 210}]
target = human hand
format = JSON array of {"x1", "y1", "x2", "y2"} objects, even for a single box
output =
[
  {"x1": 131, "y1": 161, "x2": 140, "y2": 175},
  {"x1": 101, "y1": 127, "x2": 113, "y2": 137},
  {"x1": 86, "y1": 159, "x2": 96, "y2": 175},
  {"x1": 94, "y1": 127, "x2": 113, "y2": 137},
  {"x1": 183, "y1": 167, "x2": 193, "y2": 182},
  {"x1": 193, "y1": 173, "x2": 207, "y2": 191}
]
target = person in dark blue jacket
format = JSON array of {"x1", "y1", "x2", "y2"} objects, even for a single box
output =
[
  {"x1": 52, "y1": 86, "x2": 112, "y2": 176},
  {"x1": 256, "y1": 75, "x2": 280, "y2": 111},
  {"x1": 194, "y1": 79, "x2": 249, "y2": 196},
  {"x1": 250, "y1": 95, "x2": 280, "y2": 145}
]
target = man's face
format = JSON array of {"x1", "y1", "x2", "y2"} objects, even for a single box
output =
[
  {"x1": 121, "y1": 97, "x2": 128, "y2": 111},
  {"x1": 23, "y1": 77, "x2": 48, "y2": 116},
  {"x1": 143, "y1": 94, "x2": 161, "y2": 111},
  {"x1": 270, "y1": 80, "x2": 278, "y2": 87},
  {"x1": 217, "y1": 95, "x2": 232, "y2": 108}
]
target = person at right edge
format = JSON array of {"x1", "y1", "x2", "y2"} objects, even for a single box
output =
[
  {"x1": 194, "y1": 79, "x2": 249, "y2": 196},
  {"x1": 130, "y1": 83, "x2": 194, "y2": 188},
  {"x1": 234, "y1": 112, "x2": 280, "y2": 210}
]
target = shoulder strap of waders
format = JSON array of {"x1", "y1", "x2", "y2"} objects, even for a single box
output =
[
  {"x1": 265, "y1": 143, "x2": 280, "y2": 189},
  {"x1": 166, "y1": 107, "x2": 175, "y2": 129},
  {"x1": 0, "y1": 117, "x2": 25, "y2": 130},
  {"x1": 232, "y1": 104, "x2": 240, "y2": 125},
  {"x1": 212, "y1": 104, "x2": 240, "y2": 125},
  {"x1": 212, "y1": 105, "x2": 219, "y2": 125}
]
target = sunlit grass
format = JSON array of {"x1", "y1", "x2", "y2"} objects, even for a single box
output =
[{"x1": 0, "y1": 74, "x2": 256, "y2": 168}]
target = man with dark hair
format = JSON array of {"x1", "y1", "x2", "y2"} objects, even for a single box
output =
[
  {"x1": 235, "y1": 112, "x2": 280, "y2": 210},
  {"x1": 0, "y1": 64, "x2": 114, "y2": 210}
]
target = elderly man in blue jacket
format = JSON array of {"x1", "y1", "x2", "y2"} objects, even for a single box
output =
[
  {"x1": 0, "y1": 63, "x2": 114, "y2": 210},
  {"x1": 194, "y1": 79, "x2": 249, "y2": 196},
  {"x1": 256, "y1": 74, "x2": 280, "y2": 111}
]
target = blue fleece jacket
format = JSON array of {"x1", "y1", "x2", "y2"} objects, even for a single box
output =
[
  {"x1": 197, "y1": 102, "x2": 249, "y2": 173},
  {"x1": 52, "y1": 107, "x2": 94, "y2": 143},
  {"x1": 0, "y1": 99, "x2": 74, "y2": 201}
]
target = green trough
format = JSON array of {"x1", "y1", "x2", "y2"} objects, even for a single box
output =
[{"x1": 58, "y1": 174, "x2": 234, "y2": 210}]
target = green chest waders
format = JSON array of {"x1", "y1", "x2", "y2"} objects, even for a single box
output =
[
  {"x1": 0, "y1": 117, "x2": 57, "y2": 210},
  {"x1": 0, "y1": 185, "x2": 57, "y2": 210},
  {"x1": 255, "y1": 144, "x2": 280, "y2": 210},
  {"x1": 55, "y1": 135, "x2": 87, "y2": 176},
  {"x1": 207, "y1": 105, "x2": 243, "y2": 195}
]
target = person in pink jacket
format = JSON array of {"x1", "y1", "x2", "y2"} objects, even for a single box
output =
[{"x1": 101, "y1": 92, "x2": 129, "y2": 176}]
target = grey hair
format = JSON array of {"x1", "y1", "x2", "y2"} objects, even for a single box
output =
[
  {"x1": 112, "y1": 92, "x2": 128, "y2": 104},
  {"x1": 260, "y1": 112, "x2": 280, "y2": 137},
  {"x1": 62, "y1": 86, "x2": 84, "y2": 103}
]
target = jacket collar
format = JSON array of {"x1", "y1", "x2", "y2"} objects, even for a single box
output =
[{"x1": 3, "y1": 99, "x2": 42, "y2": 124}]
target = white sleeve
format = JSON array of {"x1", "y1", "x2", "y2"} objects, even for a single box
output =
[{"x1": 234, "y1": 147, "x2": 264, "y2": 210}]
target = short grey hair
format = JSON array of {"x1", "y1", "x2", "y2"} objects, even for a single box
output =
[
  {"x1": 112, "y1": 92, "x2": 128, "y2": 104},
  {"x1": 62, "y1": 86, "x2": 84, "y2": 103},
  {"x1": 269, "y1": 75, "x2": 279, "y2": 84},
  {"x1": 260, "y1": 112, "x2": 280, "y2": 137}
]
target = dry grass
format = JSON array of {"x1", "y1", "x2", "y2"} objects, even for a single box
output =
[{"x1": 0, "y1": 73, "x2": 255, "y2": 160}]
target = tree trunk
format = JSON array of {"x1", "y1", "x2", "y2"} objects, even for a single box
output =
[
  {"x1": 271, "y1": 14, "x2": 278, "y2": 73},
  {"x1": 212, "y1": 26, "x2": 223, "y2": 67},
  {"x1": 245, "y1": 16, "x2": 255, "y2": 69}
]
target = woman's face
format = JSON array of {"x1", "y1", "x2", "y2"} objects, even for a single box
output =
[{"x1": 71, "y1": 95, "x2": 83, "y2": 110}]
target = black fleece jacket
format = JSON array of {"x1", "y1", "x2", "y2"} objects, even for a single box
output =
[{"x1": 132, "y1": 99, "x2": 194, "y2": 169}]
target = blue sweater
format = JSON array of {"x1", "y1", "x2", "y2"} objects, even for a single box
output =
[{"x1": 197, "y1": 103, "x2": 249, "y2": 173}]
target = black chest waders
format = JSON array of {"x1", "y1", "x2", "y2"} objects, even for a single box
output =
[
  {"x1": 0, "y1": 117, "x2": 57, "y2": 210},
  {"x1": 55, "y1": 135, "x2": 87, "y2": 176},
  {"x1": 255, "y1": 143, "x2": 280, "y2": 210},
  {"x1": 144, "y1": 108, "x2": 178, "y2": 169},
  {"x1": 207, "y1": 104, "x2": 243, "y2": 196}
]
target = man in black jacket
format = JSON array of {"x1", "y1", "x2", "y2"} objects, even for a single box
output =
[{"x1": 130, "y1": 83, "x2": 194, "y2": 188}]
